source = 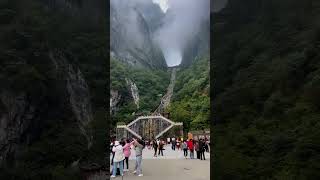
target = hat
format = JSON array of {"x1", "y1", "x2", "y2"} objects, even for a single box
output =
[{"x1": 114, "y1": 141, "x2": 120, "y2": 146}]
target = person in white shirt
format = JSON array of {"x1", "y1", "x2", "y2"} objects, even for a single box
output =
[{"x1": 111, "y1": 141, "x2": 125, "y2": 178}]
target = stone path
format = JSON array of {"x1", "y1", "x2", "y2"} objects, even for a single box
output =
[{"x1": 110, "y1": 145, "x2": 210, "y2": 180}]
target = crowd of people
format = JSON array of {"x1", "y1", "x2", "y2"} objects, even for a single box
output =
[
  {"x1": 110, "y1": 137, "x2": 210, "y2": 178},
  {"x1": 110, "y1": 138, "x2": 145, "y2": 178}
]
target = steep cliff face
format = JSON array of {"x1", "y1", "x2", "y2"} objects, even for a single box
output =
[
  {"x1": 110, "y1": 0, "x2": 166, "y2": 69},
  {"x1": 50, "y1": 50, "x2": 93, "y2": 149},
  {"x1": 181, "y1": 20, "x2": 210, "y2": 66},
  {"x1": 0, "y1": 50, "x2": 93, "y2": 167},
  {"x1": 126, "y1": 78, "x2": 140, "y2": 109},
  {"x1": 0, "y1": 0, "x2": 107, "y2": 178}
]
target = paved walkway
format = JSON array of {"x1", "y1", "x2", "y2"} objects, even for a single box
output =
[{"x1": 110, "y1": 145, "x2": 210, "y2": 180}]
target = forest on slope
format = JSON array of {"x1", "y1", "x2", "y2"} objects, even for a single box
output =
[
  {"x1": 111, "y1": 58, "x2": 170, "y2": 125},
  {"x1": 0, "y1": 0, "x2": 107, "y2": 179},
  {"x1": 167, "y1": 56, "x2": 210, "y2": 133},
  {"x1": 213, "y1": 0, "x2": 320, "y2": 179}
]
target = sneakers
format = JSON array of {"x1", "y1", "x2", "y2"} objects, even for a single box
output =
[
  {"x1": 138, "y1": 174, "x2": 143, "y2": 177},
  {"x1": 132, "y1": 170, "x2": 137, "y2": 174},
  {"x1": 123, "y1": 169, "x2": 129, "y2": 172},
  {"x1": 110, "y1": 175, "x2": 116, "y2": 178}
]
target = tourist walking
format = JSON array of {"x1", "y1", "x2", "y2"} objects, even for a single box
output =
[
  {"x1": 188, "y1": 139, "x2": 194, "y2": 159},
  {"x1": 153, "y1": 139, "x2": 158, "y2": 157},
  {"x1": 158, "y1": 139, "x2": 164, "y2": 156},
  {"x1": 195, "y1": 140, "x2": 200, "y2": 159},
  {"x1": 205, "y1": 140, "x2": 209, "y2": 152},
  {"x1": 172, "y1": 138, "x2": 176, "y2": 151},
  {"x1": 150, "y1": 140, "x2": 153, "y2": 150},
  {"x1": 176, "y1": 139, "x2": 181, "y2": 150},
  {"x1": 182, "y1": 140, "x2": 188, "y2": 158},
  {"x1": 123, "y1": 139, "x2": 131, "y2": 171},
  {"x1": 111, "y1": 141, "x2": 125, "y2": 178},
  {"x1": 133, "y1": 138, "x2": 144, "y2": 177},
  {"x1": 199, "y1": 139, "x2": 206, "y2": 160}
]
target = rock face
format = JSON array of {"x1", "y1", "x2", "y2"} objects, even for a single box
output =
[
  {"x1": 181, "y1": 20, "x2": 210, "y2": 66},
  {"x1": 110, "y1": 0, "x2": 167, "y2": 69},
  {"x1": 0, "y1": 92, "x2": 33, "y2": 166},
  {"x1": 0, "y1": 50, "x2": 93, "y2": 166},
  {"x1": 126, "y1": 78, "x2": 140, "y2": 109},
  {"x1": 110, "y1": 90, "x2": 121, "y2": 114},
  {"x1": 50, "y1": 50, "x2": 93, "y2": 149}
]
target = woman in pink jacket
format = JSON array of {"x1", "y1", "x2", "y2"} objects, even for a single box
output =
[{"x1": 122, "y1": 139, "x2": 131, "y2": 171}]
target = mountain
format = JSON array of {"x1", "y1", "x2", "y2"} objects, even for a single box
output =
[
  {"x1": 181, "y1": 20, "x2": 210, "y2": 66},
  {"x1": 168, "y1": 56, "x2": 210, "y2": 133},
  {"x1": 110, "y1": 0, "x2": 167, "y2": 69},
  {"x1": 213, "y1": 0, "x2": 320, "y2": 179}
]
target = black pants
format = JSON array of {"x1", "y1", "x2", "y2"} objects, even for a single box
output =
[
  {"x1": 183, "y1": 149, "x2": 188, "y2": 157},
  {"x1": 200, "y1": 150, "x2": 206, "y2": 160},
  {"x1": 154, "y1": 147, "x2": 158, "y2": 156},
  {"x1": 196, "y1": 151, "x2": 200, "y2": 159},
  {"x1": 125, "y1": 157, "x2": 129, "y2": 169},
  {"x1": 111, "y1": 152, "x2": 115, "y2": 165},
  {"x1": 158, "y1": 149, "x2": 163, "y2": 156}
]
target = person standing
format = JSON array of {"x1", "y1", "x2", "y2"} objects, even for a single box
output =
[
  {"x1": 172, "y1": 138, "x2": 176, "y2": 151},
  {"x1": 195, "y1": 140, "x2": 200, "y2": 159},
  {"x1": 123, "y1": 139, "x2": 131, "y2": 171},
  {"x1": 176, "y1": 139, "x2": 181, "y2": 150},
  {"x1": 188, "y1": 139, "x2": 194, "y2": 159},
  {"x1": 150, "y1": 140, "x2": 153, "y2": 150},
  {"x1": 111, "y1": 141, "x2": 125, "y2": 178},
  {"x1": 110, "y1": 141, "x2": 115, "y2": 166},
  {"x1": 158, "y1": 139, "x2": 164, "y2": 156},
  {"x1": 182, "y1": 140, "x2": 188, "y2": 158},
  {"x1": 133, "y1": 138, "x2": 144, "y2": 177},
  {"x1": 200, "y1": 139, "x2": 206, "y2": 160},
  {"x1": 157, "y1": 139, "x2": 160, "y2": 147},
  {"x1": 153, "y1": 139, "x2": 158, "y2": 157}
]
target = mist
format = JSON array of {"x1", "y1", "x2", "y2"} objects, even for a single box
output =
[
  {"x1": 111, "y1": 0, "x2": 210, "y2": 67},
  {"x1": 154, "y1": 0, "x2": 210, "y2": 67}
]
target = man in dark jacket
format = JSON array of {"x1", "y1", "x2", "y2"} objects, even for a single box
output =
[
  {"x1": 199, "y1": 139, "x2": 206, "y2": 160},
  {"x1": 153, "y1": 139, "x2": 158, "y2": 157},
  {"x1": 172, "y1": 138, "x2": 176, "y2": 151}
]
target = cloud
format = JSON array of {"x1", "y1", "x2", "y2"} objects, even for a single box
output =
[
  {"x1": 111, "y1": 0, "x2": 210, "y2": 67},
  {"x1": 153, "y1": 0, "x2": 210, "y2": 67}
]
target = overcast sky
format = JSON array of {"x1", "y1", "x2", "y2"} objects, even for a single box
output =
[{"x1": 152, "y1": 0, "x2": 169, "y2": 13}]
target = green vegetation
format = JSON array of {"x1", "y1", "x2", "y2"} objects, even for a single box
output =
[
  {"x1": 111, "y1": 58, "x2": 170, "y2": 124},
  {"x1": 0, "y1": 0, "x2": 107, "y2": 179},
  {"x1": 213, "y1": 0, "x2": 320, "y2": 179},
  {"x1": 167, "y1": 56, "x2": 210, "y2": 133}
]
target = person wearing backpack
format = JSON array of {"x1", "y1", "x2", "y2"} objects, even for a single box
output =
[{"x1": 111, "y1": 141, "x2": 125, "y2": 178}]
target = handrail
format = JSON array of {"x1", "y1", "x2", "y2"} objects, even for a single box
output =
[{"x1": 117, "y1": 115, "x2": 183, "y2": 140}]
